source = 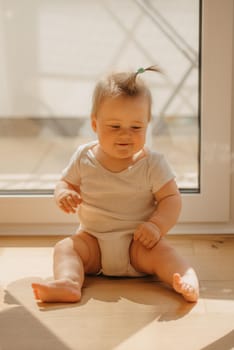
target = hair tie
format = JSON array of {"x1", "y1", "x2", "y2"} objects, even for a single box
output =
[
  {"x1": 136, "y1": 65, "x2": 162, "y2": 76},
  {"x1": 136, "y1": 67, "x2": 145, "y2": 74}
]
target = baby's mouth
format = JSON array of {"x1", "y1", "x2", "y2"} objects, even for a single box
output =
[{"x1": 117, "y1": 142, "x2": 131, "y2": 146}]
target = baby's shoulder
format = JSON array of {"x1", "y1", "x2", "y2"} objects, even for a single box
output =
[
  {"x1": 73, "y1": 141, "x2": 98, "y2": 161},
  {"x1": 144, "y1": 147, "x2": 165, "y2": 166}
]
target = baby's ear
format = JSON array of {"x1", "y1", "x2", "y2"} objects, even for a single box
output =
[{"x1": 91, "y1": 115, "x2": 97, "y2": 132}]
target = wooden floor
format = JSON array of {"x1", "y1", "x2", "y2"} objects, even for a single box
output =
[{"x1": 0, "y1": 235, "x2": 234, "y2": 350}]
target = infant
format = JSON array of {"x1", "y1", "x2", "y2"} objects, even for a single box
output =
[{"x1": 32, "y1": 66, "x2": 199, "y2": 303}]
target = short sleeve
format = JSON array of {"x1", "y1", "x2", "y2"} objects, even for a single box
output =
[
  {"x1": 148, "y1": 152, "x2": 176, "y2": 193},
  {"x1": 61, "y1": 145, "x2": 84, "y2": 186}
]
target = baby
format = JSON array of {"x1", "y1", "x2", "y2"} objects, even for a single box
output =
[{"x1": 32, "y1": 66, "x2": 199, "y2": 303}]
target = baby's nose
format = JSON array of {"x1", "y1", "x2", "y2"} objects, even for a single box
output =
[{"x1": 119, "y1": 127, "x2": 132, "y2": 136}]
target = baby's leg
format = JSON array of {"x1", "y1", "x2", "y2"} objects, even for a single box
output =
[
  {"x1": 130, "y1": 239, "x2": 199, "y2": 302},
  {"x1": 32, "y1": 232, "x2": 101, "y2": 303}
]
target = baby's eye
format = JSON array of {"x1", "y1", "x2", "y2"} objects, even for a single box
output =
[
  {"x1": 110, "y1": 125, "x2": 120, "y2": 129},
  {"x1": 131, "y1": 126, "x2": 142, "y2": 130}
]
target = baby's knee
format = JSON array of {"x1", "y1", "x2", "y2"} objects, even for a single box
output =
[
  {"x1": 73, "y1": 232, "x2": 101, "y2": 273},
  {"x1": 54, "y1": 237, "x2": 72, "y2": 254},
  {"x1": 153, "y1": 238, "x2": 176, "y2": 254}
]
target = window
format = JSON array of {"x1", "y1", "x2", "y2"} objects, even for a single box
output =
[{"x1": 0, "y1": 0, "x2": 232, "y2": 229}]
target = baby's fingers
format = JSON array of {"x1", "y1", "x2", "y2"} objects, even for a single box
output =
[
  {"x1": 67, "y1": 194, "x2": 81, "y2": 208},
  {"x1": 145, "y1": 238, "x2": 159, "y2": 249},
  {"x1": 59, "y1": 196, "x2": 79, "y2": 213},
  {"x1": 59, "y1": 201, "x2": 74, "y2": 213},
  {"x1": 72, "y1": 192, "x2": 82, "y2": 205},
  {"x1": 133, "y1": 225, "x2": 144, "y2": 241}
]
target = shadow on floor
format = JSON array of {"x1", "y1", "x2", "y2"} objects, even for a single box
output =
[
  {"x1": 1, "y1": 276, "x2": 195, "y2": 350},
  {"x1": 0, "y1": 301, "x2": 71, "y2": 350},
  {"x1": 200, "y1": 330, "x2": 234, "y2": 350}
]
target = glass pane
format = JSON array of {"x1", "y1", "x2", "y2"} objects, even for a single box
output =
[{"x1": 0, "y1": 0, "x2": 200, "y2": 193}]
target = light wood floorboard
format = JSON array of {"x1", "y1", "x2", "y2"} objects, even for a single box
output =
[{"x1": 0, "y1": 235, "x2": 234, "y2": 350}]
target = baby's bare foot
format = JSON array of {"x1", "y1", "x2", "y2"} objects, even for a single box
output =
[
  {"x1": 31, "y1": 279, "x2": 81, "y2": 303},
  {"x1": 173, "y1": 273, "x2": 199, "y2": 302}
]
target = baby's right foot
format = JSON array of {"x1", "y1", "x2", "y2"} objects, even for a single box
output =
[{"x1": 31, "y1": 279, "x2": 81, "y2": 303}]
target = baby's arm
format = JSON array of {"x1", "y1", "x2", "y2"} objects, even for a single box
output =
[
  {"x1": 134, "y1": 179, "x2": 181, "y2": 248},
  {"x1": 54, "y1": 180, "x2": 82, "y2": 214}
]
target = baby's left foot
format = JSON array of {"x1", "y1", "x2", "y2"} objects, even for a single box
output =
[{"x1": 173, "y1": 273, "x2": 199, "y2": 302}]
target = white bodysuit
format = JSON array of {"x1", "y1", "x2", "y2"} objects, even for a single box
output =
[{"x1": 62, "y1": 141, "x2": 175, "y2": 276}]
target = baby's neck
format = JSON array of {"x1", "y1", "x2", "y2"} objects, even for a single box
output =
[{"x1": 92, "y1": 145, "x2": 145, "y2": 173}]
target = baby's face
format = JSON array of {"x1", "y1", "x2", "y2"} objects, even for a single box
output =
[{"x1": 92, "y1": 95, "x2": 149, "y2": 161}]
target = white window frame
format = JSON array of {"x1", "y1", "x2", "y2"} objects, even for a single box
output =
[{"x1": 0, "y1": 0, "x2": 233, "y2": 234}]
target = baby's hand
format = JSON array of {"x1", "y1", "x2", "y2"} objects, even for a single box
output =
[
  {"x1": 133, "y1": 222, "x2": 161, "y2": 249},
  {"x1": 55, "y1": 189, "x2": 82, "y2": 214}
]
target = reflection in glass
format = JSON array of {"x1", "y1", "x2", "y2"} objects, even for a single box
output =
[{"x1": 0, "y1": 0, "x2": 200, "y2": 192}]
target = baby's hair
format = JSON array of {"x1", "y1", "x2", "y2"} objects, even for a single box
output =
[{"x1": 91, "y1": 65, "x2": 162, "y2": 119}]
